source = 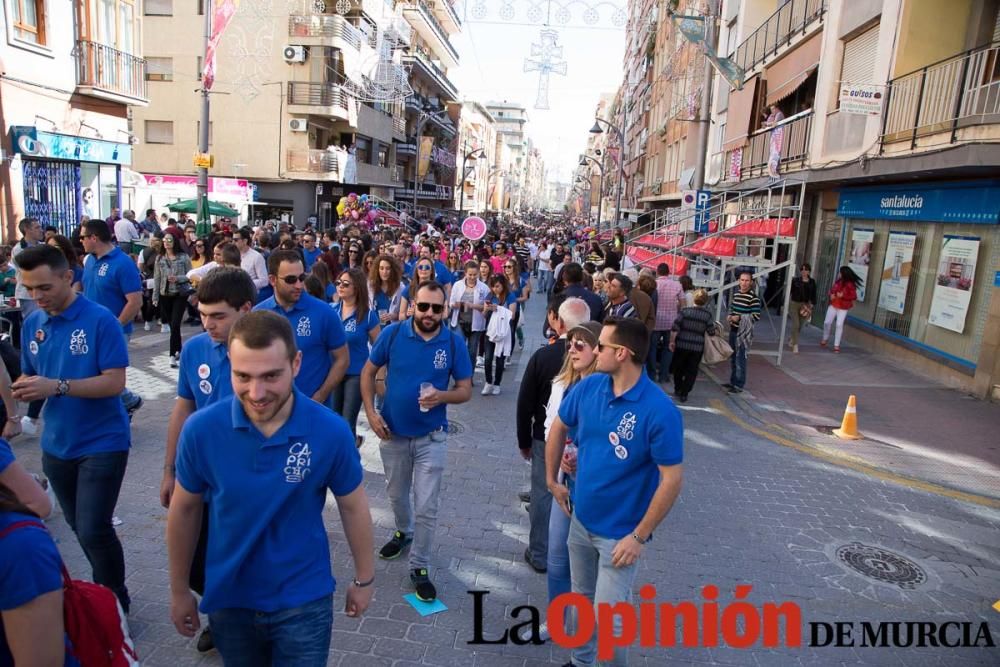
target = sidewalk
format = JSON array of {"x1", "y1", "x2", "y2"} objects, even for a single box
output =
[{"x1": 702, "y1": 310, "x2": 1000, "y2": 502}]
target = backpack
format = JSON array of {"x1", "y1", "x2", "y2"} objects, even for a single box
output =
[{"x1": 0, "y1": 521, "x2": 140, "y2": 667}]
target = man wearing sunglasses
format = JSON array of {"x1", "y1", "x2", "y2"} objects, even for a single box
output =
[
  {"x1": 546, "y1": 317, "x2": 683, "y2": 667},
  {"x1": 360, "y1": 281, "x2": 472, "y2": 603},
  {"x1": 255, "y1": 250, "x2": 349, "y2": 406}
]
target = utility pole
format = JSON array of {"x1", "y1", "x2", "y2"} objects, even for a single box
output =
[
  {"x1": 196, "y1": 7, "x2": 212, "y2": 237},
  {"x1": 692, "y1": 0, "x2": 718, "y2": 191}
]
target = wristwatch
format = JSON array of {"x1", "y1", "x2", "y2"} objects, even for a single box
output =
[{"x1": 55, "y1": 379, "x2": 70, "y2": 397}]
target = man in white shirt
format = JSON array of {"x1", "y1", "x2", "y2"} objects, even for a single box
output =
[
  {"x1": 114, "y1": 212, "x2": 140, "y2": 246},
  {"x1": 234, "y1": 227, "x2": 268, "y2": 291}
]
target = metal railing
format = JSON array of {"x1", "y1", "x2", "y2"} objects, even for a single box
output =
[
  {"x1": 724, "y1": 110, "x2": 813, "y2": 180},
  {"x1": 881, "y1": 40, "x2": 1000, "y2": 147},
  {"x1": 74, "y1": 40, "x2": 147, "y2": 100},
  {"x1": 287, "y1": 82, "x2": 349, "y2": 112},
  {"x1": 288, "y1": 14, "x2": 363, "y2": 50},
  {"x1": 286, "y1": 149, "x2": 338, "y2": 175},
  {"x1": 405, "y1": 1, "x2": 460, "y2": 63},
  {"x1": 432, "y1": 0, "x2": 462, "y2": 28},
  {"x1": 405, "y1": 50, "x2": 458, "y2": 98},
  {"x1": 730, "y1": 0, "x2": 826, "y2": 72}
]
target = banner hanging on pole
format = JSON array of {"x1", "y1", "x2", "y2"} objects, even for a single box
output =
[{"x1": 202, "y1": 0, "x2": 241, "y2": 90}]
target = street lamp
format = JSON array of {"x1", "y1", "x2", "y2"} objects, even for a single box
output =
[
  {"x1": 590, "y1": 99, "x2": 627, "y2": 230},
  {"x1": 458, "y1": 147, "x2": 486, "y2": 220},
  {"x1": 579, "y1": 153, "x2": 604, "y2": 228}
]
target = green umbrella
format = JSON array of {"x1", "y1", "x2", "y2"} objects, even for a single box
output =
[{"x1": 166, "y1": 198, "x2": 239, "y2": 217}]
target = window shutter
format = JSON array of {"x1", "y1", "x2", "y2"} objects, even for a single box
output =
[
  {"x1": 146, "y1": 57, "x2": 173, "y2": 81},
  {"x1": 841, "y1": 26, "x2": 879, "y2": 85},
  {"x1": 145, "y1": 0, "x2": 173, "y2": 16},
  {"x1": 993, "y1": 10, "x2": 1000, "y2": 43},
  {"x1": 145, "y1": 121, "x2": 174, "y2": 144}
]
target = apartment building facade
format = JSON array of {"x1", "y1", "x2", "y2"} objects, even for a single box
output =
[
  {"x1": 0, "y1": 0, "x2": 147, "y2": 240},
  {"x1": 452, "y1": 99, "x2": 496, "y2": 216},
  {"x1": 486, "y1": 100, "x2": 528, "y2": 215}
]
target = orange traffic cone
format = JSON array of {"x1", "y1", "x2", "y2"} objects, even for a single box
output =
[{"x1": 832, "y1": 395, "x2": 862, "y2": 440}]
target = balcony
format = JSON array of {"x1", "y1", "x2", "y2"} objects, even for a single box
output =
[
  {"x1": 287, "y1": 82, "x2": 350, "y2": 119},
  {"x1": 430, "y1": 0, "x2": 462, "y2": 33},
  {"x1": 402, "y1": 1, "x2": 459, "y2": 68},
  {"x1": 357, "y1": 162, "x2": 403, "y2": 187},
  {"x1": 730, "y1": 0, "x2": 826, "y2": 73},
  {"x1": 723, "y1": 110, "x2": 813, "y2": 181},
  {"x1": 288, "y1": 14, "x2": 363, "y2": 51},
  {"x1": 386, "y1": 14, "x2": 413, "y2": 48},
  {"x1": 74, "y1": 40, "x2": 148, "y2": 105},
  {"x1": 394, "y1": 181, "x2": 453, "y2": 201},
  {"x1": 403, "y1": 52, "x2": 458, "y2": 100},
  {"x1": 392, "y1": 113, "x2": 406, "y2": 138},
  {"x1": 396, "y1": 142, "x2": 418, "y2": 159},
  {"x1": 286, "y1": 149, "x2": 340, "y2": 181},
  {"x1": 881, "y1": 40, "x2": 1000, "y2": 152}
]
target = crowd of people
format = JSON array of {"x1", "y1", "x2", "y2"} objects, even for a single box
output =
[{"x1": 0, "y1": 207, "x2": 850, "y2": 665}]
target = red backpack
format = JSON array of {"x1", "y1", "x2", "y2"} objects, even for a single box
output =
[{"x1": 0, "y1": 520, "x2": 139, "y2": 666}]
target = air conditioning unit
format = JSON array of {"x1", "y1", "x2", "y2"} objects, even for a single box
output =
[
  {"x1": 289, "y1": 119, "x2": 308, "y2": 132},
  {"x1": 283, "y1": 45, "x2": 307, "y2": 63}
]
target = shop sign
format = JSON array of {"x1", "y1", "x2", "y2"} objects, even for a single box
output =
[
  {"x1": 838, "y1": 83, "x2": 885, "y2": 116},
  {"x1": 837, "y1": 181, "x2": 1000, "y2": 224},
  {"x1": 193, "y1": 153, "x2": 214, "y2": 168},
  {"x1": 143, "y1": 174, "x2": 250, "y2": 201},
  {"x1": 9, "y1": 126, "x2": 132, "y2": 165}
]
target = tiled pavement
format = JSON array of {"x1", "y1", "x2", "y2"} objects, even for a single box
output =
[{"x1": 7, "y1": 297, "x2": 1000, "y2": 665}]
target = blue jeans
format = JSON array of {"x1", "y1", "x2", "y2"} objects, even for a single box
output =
[
  {"x1": 208, "y1": 594, "x2": 333, "y2": 666},
  {"x1": 120, "y1": 331, "x2": 141, "y2": 409},
  {"x1": 729, "y1": 328, "x2": 748, "y2": 389},
  {"x1": 647, "y1": 330, "x2": 672, "y2": 381},
  {"x1": 537, "y1": 269, "x2": 553, "y2": 294},
  {"x1": 461, "y1": 328, "x2": 482, "y2": 371},
  {"x1": 331, "y1": 375, "x2": 362, "y2": 437},
  {"x1": 566, "y1": 515, "x2": 639, "y2": 667},
  {"x1": 546, "y1": 496, "x2": 572, "y2": 603},
  {"x1": 527, "y1": 439, "x2": 552, "y2": 568},
  {"x1": 42, "y1": 450, "x2": 130, "y2": 611}
]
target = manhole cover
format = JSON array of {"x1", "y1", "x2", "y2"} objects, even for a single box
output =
[
  {"x1": 835, "y1": 543, "x2": 927, "y2": 589},
  {"x1": 447, "y1": 420, "x2": 464, "y2": 435}
]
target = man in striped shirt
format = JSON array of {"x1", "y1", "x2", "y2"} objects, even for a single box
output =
[{"x1": 723, "y1": 271, "x2": 762, "y2": 394}]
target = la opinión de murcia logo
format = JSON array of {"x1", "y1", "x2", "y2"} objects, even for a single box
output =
[{"x1": 467, "y1": 586, "x2": 995, "y2": 659}]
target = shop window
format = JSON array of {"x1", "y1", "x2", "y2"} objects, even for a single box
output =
[
  {"x1": 145, "y1": 120, "x2": 174, "y2": 144},
  {"x1": 146, "y1": 57, "x2": 173, "y2": 81},
  {"x1": 145, "y1": 0, "x2": 171, "y2": 15},
  {"x1": 11, "y1": 0, "x2": 46, "y2": 45}
]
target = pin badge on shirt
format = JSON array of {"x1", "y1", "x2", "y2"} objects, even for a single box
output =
[
  {"x1": 614, "y1": 445, "x2": 629, "y2": 460},
  {"x1": 28, "y1": 341, "x2": 38, "y2": 355},
  {"x1": 198, "y1": 363, "x2": 211, "y2": 379},
  {"x1": 34, "y1": 329, "x2": 45, "y2": 343},
  {"x1": 199, "y1": 380, "x2": 212, "y2": 395},
  {"x1": 609, "y1": 431, "x2": 620, "y2": 446}
]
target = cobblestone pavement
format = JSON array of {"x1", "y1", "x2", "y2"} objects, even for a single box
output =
[{"x1": 9, "y1": 297, "x2": 1000, "y2": 666}]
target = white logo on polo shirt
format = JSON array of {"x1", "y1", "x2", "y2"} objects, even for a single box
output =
[
  {"x1": 69, "y1": 329, "x2": 89, "y2": 355},
  {"x1": 296, "y1": 316, "x2": 311, "y2": 337},
  {"x1": 29, "y1": 341, "x2": 38, "y2": 355},
  {"x1": 285, "y1": 441, "x2": 312, "y2": 483},
  {"x1": 433, "y1": 348, "x2": 447, "y2": 369},
  {"x1": 343, "y1": 318, "x2": 357, "y2": 333},
  {"x1": 617, "y1": 411, "x2": 637, "y2": 441},
  {"x1": 98, "y1": 263, "x2": 109, "y2": 277}
]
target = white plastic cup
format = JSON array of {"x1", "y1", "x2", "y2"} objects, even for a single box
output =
[{"x1": 419, "y1": 382, "x2": 434, "y2": 413}]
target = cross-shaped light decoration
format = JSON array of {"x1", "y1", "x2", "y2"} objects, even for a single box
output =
[{"x1": 523, "y1": 29, "x2": 567, "y2": 110}]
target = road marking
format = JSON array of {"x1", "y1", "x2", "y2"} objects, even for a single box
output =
[{"x1": 709, "y1": 399, "x2": 1000, "y2": 509}]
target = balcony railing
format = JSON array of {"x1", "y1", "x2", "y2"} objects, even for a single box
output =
[
  {"x1": 881, "y1": 40, "x2": 1000, "y2": 147},
  {"x1": 724, "y1": 110, "x2": 813, "y2": 180},
  {"x1": 431, "y1": 0, "x2": 462, "y2": 31},
  {"x1": 288, "y1": 14, "x2": 363, "y2": 50},
  {"x1": 403, "y1": 52, "x2": 458, "y2": 99},
  {"x1": 286, "y1": 149, "x2": 339, "y2": 175},
  {"x1": 74, "y1": 40, "x2": 147, "y2": 102},
  {"x1": 287, "y1": 82, "x2": 349, "y2": 113},
  {"x1": 730, "y1": 0, "x2": 826, "y2": 72},
  {"x1": 392, "y1": 114, "x2": 406, "y2": 135},
  {"x1": 403, "y1": 1, "x2": 460, "y2": 65}
]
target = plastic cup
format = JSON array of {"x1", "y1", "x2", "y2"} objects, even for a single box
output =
[{"x1": 419, "y1": 382, "x2": 434, "y2": 413}]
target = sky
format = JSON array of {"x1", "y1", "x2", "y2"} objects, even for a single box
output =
[{"x1": 446, "y1": 1, "x2": 627, "y2": 185}]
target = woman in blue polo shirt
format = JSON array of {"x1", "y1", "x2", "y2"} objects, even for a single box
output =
[
  {"x1": 368, "y1": 254, "x2": 403, "y2": 328},
  {"x1": 398, "y1": 258, "x2": 436, "y2": 321},
  {"x1": 332, "y1": 269, "x2": 381, "y2": 445}
]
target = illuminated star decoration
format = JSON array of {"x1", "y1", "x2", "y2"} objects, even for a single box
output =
[{"x1": 523, "y1": 29, "x2": 567, "y2": 110}]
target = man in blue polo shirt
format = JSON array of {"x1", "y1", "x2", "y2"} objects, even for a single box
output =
[
  {"x1": 167, "y1": 311, "x2": 375, "y2": 662},
  {"x1": 300, "y1": 232, "x2": 323, "y2": 270},
  {"x1": 80, "y1": 218, "x2": 144, "y2": 417},
  {"x1": 361, "y1": 281, "x2": 472, "y2": 602},
  {"x1": 160, "y1": 267, "x2": 256, "y2": 654},
  {"x1": 11, "y1": 244, "x2": 133, "y2": 613},
  {"x1": 254, "y1": 249, "x2": 349, "y2": 404},
  {"x1": 546, "y1": 316, "x2": 684, "y2": 667}
]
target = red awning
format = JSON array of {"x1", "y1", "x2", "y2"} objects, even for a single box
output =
[{"x1": 722, "y1": 217, "x2": 796, "y2": 237}]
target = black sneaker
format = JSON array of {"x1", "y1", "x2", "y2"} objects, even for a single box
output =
[
  {"x1": 721, "y1": 383, "x2": 734, "y2": 390},
  {"x1": 517, "y1": 490, "x2": 530, "y2": 503},
  {"x1": 379, "y1": 531, "x2": 412, "y2": 560},
  {"x1": 125, "y1": 396, "x2": 143, "y2": 422},
  {"x1": 196, "y1": 626, "x2": 215, "y2": 653},
  {"x1": 410, "y1": 568, "x2": 437, "y2": 602},
  {"x1": 728, "y1": 386, "x2": 744, "y2": 394}
]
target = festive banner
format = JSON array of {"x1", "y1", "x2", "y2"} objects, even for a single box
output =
[
  {"x1": 203, "y1": 0, "x2": 241, "y2": 90},
  {"x1": 847, "y1": 228, "x2": 874, "y2": 301},
  {"x1": 928, "y1": 236, "x2": 980, "y2": 333},
  {"x1": 877, "y1": 231, "x2": 917, "y2": 314},
  {"x1": 417, "y1": 136, "x2": 434, "y2": 179}
]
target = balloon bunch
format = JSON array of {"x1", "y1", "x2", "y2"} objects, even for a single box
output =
[{"x1": 336, "y1": 193, "x2": 382, "y2": 227}]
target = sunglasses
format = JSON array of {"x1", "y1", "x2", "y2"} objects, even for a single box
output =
[
  {"x1": 571, "y1": 339, "x2": 593, "y2": 352},
  {"x1": 335, "y1": 280, "x2": 353, "y2": 287},
  {"x1": 505, "y1": 264, "x2": 515, "y2": 269},
  {"x1": 415, "y1": 302, "x2": 444, "y2": 314},
  {"x1": 348, "y1": 249, "x2": 359, "y2": 254},
  {"x1": 416, "y1": 264, "x2": 432, "y2": 270},
  {"x1": 597, "y1": 341, "x2": 635, "y2": 357},
  {"x1": 195, "y1": 243, "x2": 205, "y2": 248},
  {"x1": 278, "y1": 274, "x2": 308, "y2": 285}
]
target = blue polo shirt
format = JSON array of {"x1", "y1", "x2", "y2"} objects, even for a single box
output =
[
  {"x1": 21, "y1": 295, "x2": 130, "y2": 459},
  {"x1": 559, "y1": 372, "x2": 683, "y2": 540},
  {"x1": 177, "y1": 332, "x2": 232, "y2": 410},
  {"x1": 405, "y1": 260, "x2": 454, "y2": 286},
  {"x1": 331, "y1": 303, "x2": 380, "y2": 376},
  {"x1": 175, "y1": 390, "x2": 362, "y2": 613},
  {"x1": 254, "y1": 293, "x2": 346, "y2": 397},
  {"x1": 302, "y1": 246, "x2": 323, "y2": 271},
  {"x1": 369, "y1": 320, "x2": 472, "y2": 438},
  {"x1": 82, "y1": 247, "x2": 142, "y2": 334}
]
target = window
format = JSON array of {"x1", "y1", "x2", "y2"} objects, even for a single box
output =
[
  {"x1": 377, "y1": 143, "x2": 389, "y2": 168},
  {"x1": 840, "y1": 25, "x2": 879, "y2": 86},
  {"x1": 145, "y1": 0, "x2": 172, "y2": 15},
  {"x1": 196, "y1": 121, "x2": 214, "y2": 146},
  {"x1": 145, "y1": 120, "x2": 174, "y2": 144},
  {"x1": 11, "y1": 0, "x2": 46, "y2": 45},
  {"x1": 87, "y1": 0, "x2": 139, "y2": 54},
  {"x1": 355, "y1": 136, "x2": 371, "y2": 164},
  {"x1": 146, "y1": 57, "x2": 173, "y2": 81}
]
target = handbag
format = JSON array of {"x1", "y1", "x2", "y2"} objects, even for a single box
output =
[
  {"x1": 798, "y1": 303, "x2": 813, "y2": 319},
  {"x1": 702, "y1": 322, "x2": 733, "y2": 365}
]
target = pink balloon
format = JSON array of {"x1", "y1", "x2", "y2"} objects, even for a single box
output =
[{"x1": 351, "y1": 209, "x2": 360, "y2": 220}]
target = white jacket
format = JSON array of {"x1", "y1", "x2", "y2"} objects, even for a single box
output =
[
  {"x1": 449, "y1": 280, "x2": 491, "y2": 330},
  {"x1": 485, "y1": 305, "x2": 514, "y2": 357}
]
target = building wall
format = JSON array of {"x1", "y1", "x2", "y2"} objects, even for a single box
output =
[{"x1": 892, "y1": 0, "x2": 973, "y2": 77}]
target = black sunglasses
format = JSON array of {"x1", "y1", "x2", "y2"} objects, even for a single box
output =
[
  {"x1": 335, "y1": 280, "x2": 353, "y2": 287},
  {"x1": 415, "y1": 302, "x2": 444, "y2": 314},
  {"x1": 416, "y1": 264, "x2": 432, "y2": 270},
  {"x1": 571, "y1": 339, "x2": 593, "y2": 351},
  {"x1": 278, "y1": 274, "x2": 308, "y2": 285}
]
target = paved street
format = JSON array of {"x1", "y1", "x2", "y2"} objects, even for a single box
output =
[{"x1": 8, "y1": 295, "x2": 1000, "y2": 666}]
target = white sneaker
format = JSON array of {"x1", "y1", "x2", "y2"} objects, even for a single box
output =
[
  {"x1": 20, "y1": 416, "x2": 38, "y2": 435},
  {"x1": 491, "y1": 385, "x2": 501, "y2": 395},
  {"x1": 518, "y1": 622, "x2": 550, "y2": 642},
  {"x1": 144, "y1": 321, "x2": 151, "y2": 332},
  {"x1": 169, "y1": 353, "x2": 179, "y2": 368},
  {"x1": 792, "y1": 344, "x2": 799, "y2": 354},
  {"x1": 476, "y1": 356, "x2": 485, "y2": 368},
  {"x1": 161, "y1": 323, "x2": 170, "y2": 334},
  {"x1": 481, "y1": 383, "x2": 492, "y2": 396}
]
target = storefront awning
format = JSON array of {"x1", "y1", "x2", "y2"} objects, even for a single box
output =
[
  {"x1": 764, "y1": 32, "x2": 822, "y2": 107},
  {"x1": 721, "y1": 75, "x2": 759, "y2": 152}
]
